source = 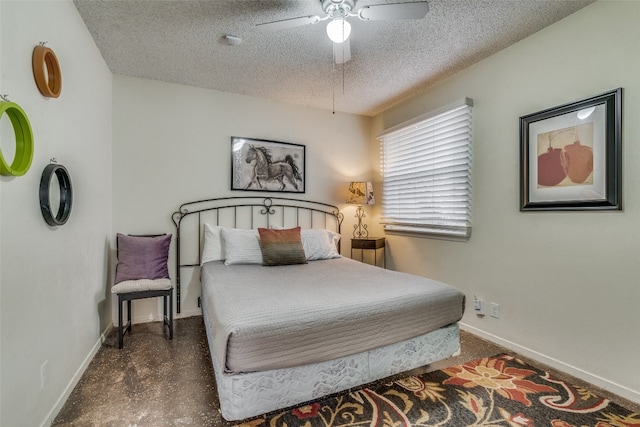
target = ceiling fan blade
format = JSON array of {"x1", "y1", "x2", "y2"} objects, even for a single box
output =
[
  {"x1": 255, "y1": 15, "x2": 320, "y2": 32},
  {"x1": 334, "y1": 39, "x2": 351, "y2": 64},
  {"x1": 358, "y1": 2, "x2": 429, "y2": 21}
]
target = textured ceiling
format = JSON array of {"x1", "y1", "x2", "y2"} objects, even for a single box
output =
[{"x1": 73, "y1": 0, "x2": 594, "y2": 116}]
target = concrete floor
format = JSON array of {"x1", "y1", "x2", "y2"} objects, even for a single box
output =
[{"x1": 52, "y1": 316, "x2": 639, "y2": 426}]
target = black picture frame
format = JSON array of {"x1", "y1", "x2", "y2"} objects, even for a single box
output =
[
  {"x1": 231, "y1": 136, "x2": 305, "y2": 193},
  {"x1": 520, "y1": 88, "x2": 622, "y2": 211}
]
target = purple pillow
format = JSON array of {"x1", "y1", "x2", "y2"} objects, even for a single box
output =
[{"x1": 115, "y1": 234, "x2": 171, "y2": 284}]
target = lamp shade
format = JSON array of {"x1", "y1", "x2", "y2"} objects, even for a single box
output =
[
  {"x1": 326, "y1": 18, "x2": 351, "y2": 43},
  {"x1": 346, "y1": 181, "x2": 374, "y2": 205}
]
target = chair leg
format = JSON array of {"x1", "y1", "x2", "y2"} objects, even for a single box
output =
[
  {"x1": 163, "y1": 295, "x2": 167, "y2": 330},
  {"x1": 118, "y1": 295, "x2": 124, "y2": 349},
  {"x1": 127, "y1": 300, "x2": 132, "y2": 332},
  {"x1": 169, "y1": 289, "x2": 174, "y2": 340}
]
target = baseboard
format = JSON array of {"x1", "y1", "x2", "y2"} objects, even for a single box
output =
[
  {"x1": 460, "y1": 323, "x2": 640, "y2": 404},
  {"x1": 175, "y1": 307, "x2": 202, "y2": 319},
  {"x1": 127, "y1": 308, "x2": 201, "y2": 325},
  {"x1": 40, "y1": 323, "x2": 113, "y2": 427}
]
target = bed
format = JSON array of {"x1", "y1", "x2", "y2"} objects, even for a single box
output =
[{"x1": 172, "y1": 197, "x2": 465, "y2": 421}]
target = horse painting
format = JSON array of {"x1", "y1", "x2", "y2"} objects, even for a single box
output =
[{"x1": 245, "y1": 145, "x2": 302, "y2": 191}]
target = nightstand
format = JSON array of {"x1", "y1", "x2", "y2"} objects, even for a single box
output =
[{"x1": 351, "y1": 237, "x2": 386, "y2": 268}]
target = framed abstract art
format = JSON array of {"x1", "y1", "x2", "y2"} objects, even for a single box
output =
[{"x1": 519, "y1": 88, "x2": 622, "y2": 211}]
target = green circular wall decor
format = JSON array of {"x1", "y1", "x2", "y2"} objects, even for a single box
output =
[
  {"x1": 0, "y1": 101, "x2": 34, "y2": 176},
  {"x1": 39, "y1": 163, "x2": 73, "y2": 226}
]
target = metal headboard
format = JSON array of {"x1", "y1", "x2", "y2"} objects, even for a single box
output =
[{"x1": 171, "y1": 197, "x2": 343, "y2": 313}]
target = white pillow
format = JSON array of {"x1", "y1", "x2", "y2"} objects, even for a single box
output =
[
  {"x1": 301, "y1": 229, "x2": 341, "y2": 261},
  {"x1": 220, "y1": 227, "x2": 263, "y2": 265},
  {"x1": 201, "y1": 224, "x2": 223, "y2": 265}
]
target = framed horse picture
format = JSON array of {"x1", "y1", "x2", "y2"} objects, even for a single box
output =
[{"x1": 231, "y1": 137, "x2": 305, "y2": 193}]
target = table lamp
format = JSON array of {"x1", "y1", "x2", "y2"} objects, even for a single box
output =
[{"x1": 346, "y1": 181, "x2": 374, "y2": 238}]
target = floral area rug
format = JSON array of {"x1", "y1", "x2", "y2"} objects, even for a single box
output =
[{"x1": 237, "y1": 354, "x2": 639, "y2": 427}]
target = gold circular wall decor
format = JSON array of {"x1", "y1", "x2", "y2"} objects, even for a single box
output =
[{"x1": 32, "y1": 45, "x2": 62, "y2": 98}]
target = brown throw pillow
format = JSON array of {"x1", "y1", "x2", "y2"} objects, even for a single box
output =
[{"x1": 258, "y1": 227, "x2": 307, "y2": 266}]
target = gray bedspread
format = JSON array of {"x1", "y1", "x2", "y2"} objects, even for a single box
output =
[{"x1": 201, "y1": 257, "x2": 465, "y2": 373}]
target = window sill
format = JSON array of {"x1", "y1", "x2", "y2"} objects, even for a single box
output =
[{"x1": 383, "y1": 225, "x2": 471, "y2": 242}]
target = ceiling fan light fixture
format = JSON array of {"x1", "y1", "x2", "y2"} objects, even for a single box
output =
[{"x1": 326, "y1": 18, "x2": 351, "y2": 43}]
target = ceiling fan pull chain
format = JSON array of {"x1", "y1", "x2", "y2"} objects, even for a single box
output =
[
  {"x1": 342, "y1": 54, "x2": 346, "y2": 95},
  {"x1": 332, "y1": 52, "x2": 336, "y2": 114}
]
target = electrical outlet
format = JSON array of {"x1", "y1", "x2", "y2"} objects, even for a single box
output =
[
  {"x1": 41, "y1": 360, "x2": 49, "y2": 389},
  {"x1": 473, "y1": 298, "x2": 485, "y2": 316},
  {"x1": 491, "y1": 303, "x2": 500, "y2": 318}
]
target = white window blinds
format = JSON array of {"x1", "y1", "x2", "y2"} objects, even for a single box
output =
[{"x1": 379, "y1": 98, "x2": 473, "y2": 241}]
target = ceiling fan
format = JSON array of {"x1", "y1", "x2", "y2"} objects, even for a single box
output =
[{"x1": 256, "y1": 0, "x2": 430, "y2": 64}]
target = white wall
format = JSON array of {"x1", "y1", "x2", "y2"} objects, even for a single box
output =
[
  {"x1": 112, "y1": 75, "x2": 372, "y2": 322},
  {"x1": 4, "y1": 2, "x2": 635, "y2": 425},
  {"x1": 374, "y1": 1, "x2": 640, "y2": 401},
  {"x1": 0, "y1": 1, "x2": 112, "y2": 426},
  {"x1": 0, "y1": 3, "x2": 4, "y2": 423}
]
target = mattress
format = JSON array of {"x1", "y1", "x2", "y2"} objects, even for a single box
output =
[{"x1": 201, "y1": 257, "x2": 465, "y2": 373}]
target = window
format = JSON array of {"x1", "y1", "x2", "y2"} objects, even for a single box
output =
[{"x1": 379, "y1": 98, "x2": 473, "y2": 241}]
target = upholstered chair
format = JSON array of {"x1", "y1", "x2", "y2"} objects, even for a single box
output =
[{"x1": 111, "y1": 234, "x2": 174, "y2": 348}]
